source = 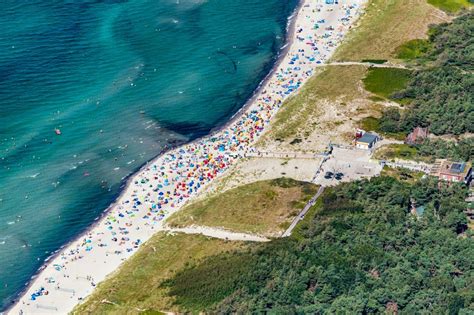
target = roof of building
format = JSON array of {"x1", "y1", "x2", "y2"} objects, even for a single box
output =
[
  {"x1": 438, "y1": 160, "x2": 472, "y2": 177},
  {"x1": 451, "y1": 163, "x2": 466, "y2": 173},
  {"x1": 357, "y1": 133, "x2": 378, "y2": 144},
  {"x1": 405, "y1": 127, "x2": 428, "y2": 144}
]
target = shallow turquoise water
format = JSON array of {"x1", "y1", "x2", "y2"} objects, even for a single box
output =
[{"x1": 0, "y1": 0, "x2": 297, "y2": 309}]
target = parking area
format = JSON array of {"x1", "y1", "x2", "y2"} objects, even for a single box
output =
[{"x1": 314, "y1": 147, "x2": 382, "y2": 186}]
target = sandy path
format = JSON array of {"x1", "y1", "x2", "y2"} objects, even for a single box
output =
[
  {"x1": 163, "y1": 226, "x2": 270, "y2": 242},
  {"x1": 319, "y1": 61, "x2": 410, "y2": 68}
]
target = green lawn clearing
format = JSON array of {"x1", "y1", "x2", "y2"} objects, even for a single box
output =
[{"x1": 363, "y1": 68, "x2": 412, "y2": 99}]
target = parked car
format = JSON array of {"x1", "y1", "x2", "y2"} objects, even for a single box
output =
[{"x1": 324, "y1": 171, "x2": 334, "y2": 179}]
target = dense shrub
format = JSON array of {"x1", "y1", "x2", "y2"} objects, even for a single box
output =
[{"x1": 392, "y1": 12, "x2": 474, "y2": 135}]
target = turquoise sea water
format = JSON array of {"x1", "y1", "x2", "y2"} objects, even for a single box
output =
[{"x1": 0, "y1": 0, "x2": 297, "y2": 309}]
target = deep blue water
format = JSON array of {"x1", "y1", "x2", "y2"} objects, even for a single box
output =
[{"x1": 0, "y1": 0, "x2": 297, "y2": 309}]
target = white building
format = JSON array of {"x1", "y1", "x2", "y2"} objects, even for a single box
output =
[{"x1": 355, "y1": 133, "x2": 379, "y2": 150}]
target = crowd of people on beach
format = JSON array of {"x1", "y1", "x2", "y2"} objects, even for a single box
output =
[{"x1": 14, "y1": 1, "x2": 364, "y2": 312}]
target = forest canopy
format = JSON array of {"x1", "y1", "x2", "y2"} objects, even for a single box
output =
[{"x1": 163, "y1": 177, "x2": 473, "y2": 314}]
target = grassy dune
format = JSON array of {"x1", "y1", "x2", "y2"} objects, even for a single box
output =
[
  {"x1": 72, "y1": 233, "x2": 247, "y2": 315},
  {"x1": 332, "y1": 0, "x2": 446, "y2": 61},
  {"x1": 167, "y1": 178, "x2": 319, "y2": 236},
  {"x1": 261, "y1": 65, "x2": 367, "y2": 142}
]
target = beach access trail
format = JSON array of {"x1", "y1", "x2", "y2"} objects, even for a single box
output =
[
  {"x1": 163, "y1": 226, "x2": 270, "y2": 242},
  {"x1": 9, "y1": 1, "x2": 366, "y2": 313},
  {"x1": 317, "y1": 61, "x2": 410, "y2": 69},
  {"x1": 282, "y1": 186, "x2": 325, "y2": 237}
]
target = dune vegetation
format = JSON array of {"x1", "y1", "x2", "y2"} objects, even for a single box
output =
[
  {"x1": 332, "y1": 0, "x2": 447, "y2": 61},
  {"x1": 258, "y1": 65, "x2": 367, "y2": 143},
  {"x1": 395, "y1": 39, "x2": 432, "y2": 59},
  {"x1": 167, "y1": 178, "x2": 318, "y2": 236}
]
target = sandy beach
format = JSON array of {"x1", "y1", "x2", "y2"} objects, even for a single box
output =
[{"x1": 8, "y1": 0, "x2": 365, "y2": 313}]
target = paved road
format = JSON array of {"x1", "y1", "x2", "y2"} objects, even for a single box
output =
[{"x1": 282, "y1": 186, "x2": 325, "y2": 237}]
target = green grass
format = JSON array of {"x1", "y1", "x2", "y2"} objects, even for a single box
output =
[
  {"x1": 368, "y1": 95, "x2": 386, "y2": 102},
  {"x1": 167, "y1": 178, "x2": 319, "y2": 236},
  {"x1": 395, "y1": 39, "x2": 432, "y2": 59},
  {"x1": 359, "y1": 116, "x2": 381, "y2": 132},
  {"x1": 387, "y1": 131, "x2": 409, "y2": 141},
  {"x1": 428, "y1": 0, "x2": 472, "y2": 13},
  {"x1": 72, "y1": 233, "x2": 247, "y2": 315},
  {"x1": 380, "y1": 165, "x2": 425, "y2": 183},
  {"x1": 374, "y1": 144, "x2": 421, "y2": 161},
  {"x1": 363, "y1": 68, "x2": 412, "y2": 99}
]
